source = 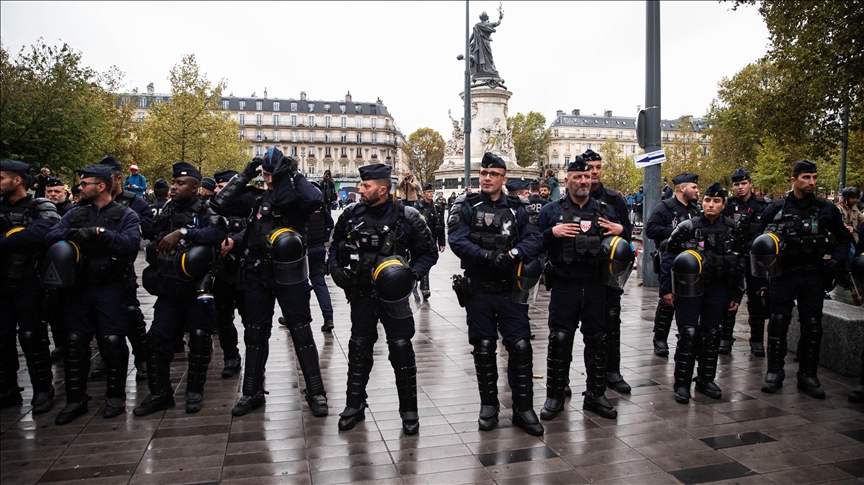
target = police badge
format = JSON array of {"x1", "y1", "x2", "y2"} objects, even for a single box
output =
[
  {"x1": 580, "y1": 220, "x2": 592, "y2": 232},
  {"x1": 484, "y1": 212, "x2": 495, "y2": 226}
]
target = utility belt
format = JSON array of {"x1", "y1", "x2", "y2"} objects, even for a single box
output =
[
  {"x1": 451, "y1": 273, "x2": 511, "y2": 307},
  {"x1": 468, "y1": 232, "x2": 512, "y2": 250}
]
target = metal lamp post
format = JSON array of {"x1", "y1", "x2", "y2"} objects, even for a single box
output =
[{"x1": 457, "y1": 0, "x2": 472, "y2": 191}]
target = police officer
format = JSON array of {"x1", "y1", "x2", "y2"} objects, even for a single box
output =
[
  {"x1": 199, "y1": 177, "x2": 216, "y2": 201},
  {"x1": 584, "y1": 149, "x2": 634, "y2": 394},
  {"x1": 43, "y1": 176, "x2": 73, "y2": 360},
  {"x1": 45, "y1": 177, "x2": 74, "y2": 216},
  {"x1": 660, "y1": 182, "x2": 744, "y2": 404},
  {"x1": 0, "y1": 160, "x2": 59, "y2": 414},
  {"x1": 449, "y1": 152, "x2": 545, "y2": 436},
  {"x1": 307, "y1": 181, "x2": 335, "y2": 331},
  {"x1": 149, "y1": 179, "x2": 170, "y2": 219},
  {"x1": 757, "y1": 160, "x2": 852, "y2": 398},
  {"x1": 329, "y1": 163, "x2": 438, "y2": 435},
  {"x1": 415, "y1": 182, "x2": 446, "y2": 301},
  {"x1": 134, "y1": 162, "x2": 226, "y2": 416},
  {"x1": 527, "y1": 180, "x2": 550, "y2": 214},
  {"x1": 645, "y1": 173, "x2": 701, "y2": 356},
  {"x1": 537, "y1": 157, "x2": 620, "y2": 420},
  {"x1": 45, "y1": 163, "x2": 141, "y2": 423},
  {"x1": 210, "y1": 148, "x2": 328, "y2": 417},
  {"x1": 722, "y1": 168, "x2": 769, "y2": 355},
  {"x1": 505, "y1": 179, "x2": 529, "y2": 199}
]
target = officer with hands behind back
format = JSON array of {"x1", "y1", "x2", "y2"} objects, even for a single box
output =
[{"x1": 448, "y1": 152, "x2": 545, "y2": 436}]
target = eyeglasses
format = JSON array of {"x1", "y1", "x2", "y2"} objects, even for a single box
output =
[
  {"x1": 78, "y1": 181, "x2": 102, "y2": 187},
  {"x1": 479, "y1": 170, "x2": 505, "y2": 179}
]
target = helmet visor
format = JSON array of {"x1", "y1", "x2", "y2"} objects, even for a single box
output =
[
  {"x1": 273, "y1": 257, "x2": 309, "y2": 285},
  {"x1": 380, "y1": 281, "x2": 422, "y2": 319},
  {"x1": 603, "y1": 259, "x2": 634, "y2": 289},
  {"x1": 511, "y1": 275, "x2": 541, "y2": 305},
  {"x1": 750, "y1": 253, "x2": 782, "y2": 278},
  {"x1": 672, "y1": 270, "x2": 703, "y2": 297}
]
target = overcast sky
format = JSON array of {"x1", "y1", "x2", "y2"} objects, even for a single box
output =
[{"x1": 1, "y1": 1, "x2": 769, "y2": 139}]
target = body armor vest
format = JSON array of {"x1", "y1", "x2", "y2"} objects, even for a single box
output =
[
  {"x1": 70, "y1": 202, "x2": 130, "y2": 283},
  {"x1": 306, "y1": 210, "x2": 328, "y2": 244},
  {"x1": 664, "y1": 197, "x2": 700, "y2": 229},
  {"x1": 416, "y1": 200, "x2": 442, "y2": 239},
  {"x1": 465, "y1": 194, "x2": 520, "y2": 251},
  {"x1": 116, "y1": 190, "x2": 137, "y2": 208},
  {"x1": 764, "y1": 196, "x2": 835, "y2": 266},
  {"x1": 340, "y1": 201, "x2": 407, "y2": 288},
  {"x1": 726, "y1": 195, "x2": 767, "y2": 242},
  {"x1": 145, "y1": 198, "x2": 214, "y2": 292},
  {"x1": 246, "y1": 195, "x2": 308, "y2": 254},
  {"x1": 548, "y1": 199, "x2": 606, "y2": 266},
  {"x1": 150, "y1": 199, "x2": 207, "y2": 241},
  {"x1": 1, "y1": 197, "x2": 38, "y2": 279},
  {"x1": 678, "y1": 217, "x2": 739, "y2": 284}
]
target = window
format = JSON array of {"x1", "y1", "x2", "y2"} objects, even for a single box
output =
[
  {"x1": 291, "y1": 146, "x2": 298, "y2": 156},
  {"x1": 256, "y1": 101, "x2": 263, "y2": 111},
  {"x1": 341, "y1": 132, "x2": 347, "y2": 143},
  {"x1": 325, "y1": 116, "x2": 331, "y2": 128},
  {"x1": 587, "y1": 143, "x2": 592, "y2": 150},
  {"x1": 308, "y1": 116, "x2": 315, "y2": 126},
  {"x1": 138, "y1": 98, "x2": 147, "y2": 108},
  {"x1": 292, "y1": 131, "x2": 297, "y2": 142},
  {"x1": 308, "y1": 103, "x2": 315, "y2": 112},
  {"x1": 371, "y1": 133, "x2": 377, "y2": 143},
  {"x1": 341, "y1": 117, "x2": 347, "y2": 128},
  {"x1": 239, "y1": 130, "x2": 245, "y2": 140},
  {"x1": 371, "y1": 106, "x2": 377, "y2": 115},
  {"x1": 308, "y1": 132, "x2": 315, "y2": 142},
  {"x1": 355, "y1": 104, "x2": 362, "y2": 113},
  {"x1": 554, "y1": 129, "x2": 559, "y2": 137},
  {"x1": 255, "y1": 145, "x2": 263, "y2": 156},
  {"x1": 341, "y1": 147, "x2": 347, "y2": 157},
  {"x1": 356, "y1": 147, "x2": 363, "y2": 157},
  {"x1": 239, "y1": 114, "x2": 246, "y2": 125},
  {"x1": 239, "y1": 100, "x2": 246, "y2": 110},
  {"x1": 291, "y1": 115, "x2": 297, "y2": 127},
  {"x1": 256, "y1": 114, "x2": 262, "y2": 126},
  {"x1": 290, "y1": 102, "x2": 297, "y2": 111},
  {"x1": 309, "y1": 146, "x2": 315, "y2": 158},
  {"x1": 325, "y1": 147, "x2": 332, "y2": 157},
  {"x1": 273, "y1": 101, "x2": 280, "y2": 111},
  {"x1": 340, "y1": 104, "x2": 346, "y2": 113},
  {"x1": 273, "y1": 131, "x2": 280, "y2": 142},
  {"x1": 324, "y1": 104, "x2": 331, "y2": 112},
  {"x1": 356, "y1": 117, "x2": 363, "y2": 129},
  {"x1": 371, "y1": 118, "x2": 377, "y2": 129},
  {"x1": 552, "y1": 156, "x2": 558, "y2": 167},
  {"x1": 356, "y1": 133, "x2": 362, "y2": 143},
  {"x1": 256, "y1": 130, "x2": 262, "y2": 141},
  {"x1": 137, "y1": 112, "x2": 145, "y2": 121},
  {"x1": 222, "y1": 113, "x2": 228, "y2": 121},
  {"x1": 222, "y1": 100, "x2": 229, "y2": 110},
  {"x1": 325, "y1": 132, "x2": 332, "y2": 143},
  {"x1": 371, "y1": 148, "x2": 378, "y2": 158},
  {"x1": 273, "y1": 115, "x2": 280, "y2": 126},
  {"x1": 564, "y1": 156, "x2": 570, "y2": 164}
]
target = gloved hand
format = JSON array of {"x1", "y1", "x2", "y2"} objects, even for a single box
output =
[
  {"x1": 484, "y1": 249, "x2": 504, "y2": 266},
  {"x1": 825, "y1": 258, "x2": 846, "y2": 278},
  {"x1": 67, "y1": 227, "x2": 100, "y2": 244},
  {"x1": 243, "y1": 158, "x2": 263, "y2": 179},
  {"x1": 331, "y1": 266, "x2": 353, "y2": 289},
  {"x1": 493, "y1": 250, "x2": 516, "y2": 274}
]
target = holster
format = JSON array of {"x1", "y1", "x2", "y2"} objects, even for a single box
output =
[
  {"x1": 543, "y1": 260, "x2": 556, "y2": 291},
  {"x1": 452, "y1": 275, "x2": 466, "y2": 308},
  {"x1": 651, "y1": 250, "x2": 661, "y2": 274}
]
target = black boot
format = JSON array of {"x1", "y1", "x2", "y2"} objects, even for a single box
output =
[
  {"x1": 389, "y1": 339, "x2": 419, "y2": 435},
  {"x1": 695, "y1": 326, "x2": 722, "y2": 399},
  {"x1": 748, "y1": 314, "x2": 766, "y2": 357},
  {"x1": 186, "y1": 329, "x2": 212, "y2": 414},
  {"x1": 605, "y1": 306, "x2": 631, "y2": 393},
  {"x1": 216, "y1": 301, "x2": 242, "y2": 378},
  {"x1": 134, "y1": 331, "x2": 175, "y2": 416},
  {"x1": 718, "y1": 310, "x2": 736, "y2": 355},
  {"x1": 583, "y1": 332, "x2": 617, "y2": 419},
  {"x1": 101, "y1": 335, "x2": 128, "y2": 419},
  {"x1": 508, "y1": 338, "x2": 544, "y2": 436},
  {"x1": 232, "y1": 323, "x2": 270, "y2": 416},
  {"x1": 673, "y1": 327, "x2": 699, "y2": 404},
  {"x1": 286, "y1": 320, "x2": 327, "y2": 417},
  {"x1": 320, "y1": 316, "x2": 334, "y2": 332},
  {"x1": 19, "y1": 330, "x2": 55, "y2": 415},
  {"x1": 126, "y1": 307, "x2": 149, "y2": 382},
  {"x1": 339, "y1": 337, "x2": 373, "y2": 431},
  {"x1": 797, "y1": 317, "x2": 825, "y2": 399},
  {"x1": 653, "y1": 300, "x2": 674, "y2": 356},
  {"x1": 56, "y1": 332, "x2": 92, "y2": 425},
  {"x1": 540, "y1": 331, "x2": 572, "y2": 421},
  {"x1": 472, "y1": 339, "x2": 499, "y2": 431},
  {"x1": 0, "y1": 333, "x2": 23, "y2": 409},
  {"x1": 761, "y1": 314, "x2": 789, "y2": 393}
]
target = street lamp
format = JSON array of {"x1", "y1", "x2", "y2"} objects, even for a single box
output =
[{"x1": 457, "y1": 0, "x2": 472, "y2": 191}]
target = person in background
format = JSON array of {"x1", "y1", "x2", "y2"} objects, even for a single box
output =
[
  {"x1": 124, "y1": 164, "x2": 147, "y2": 197},
  {"x1": 397, "y1": 170, "x2": 422, "y2": 207},
  {"x1": 199, "y1": 178, "x2": 216, "y2": 201},
  {"x1": 33, "y1": 167, "x2": 51, "y2": 198},
  {"x1": 321, "y1": 170, "x2": 337, "y2": 211},
  {"x1": 544, "y1": 169, "x2": 560, "y2": 201},
  {"x1": 838, "y1": 187, "x2": 864, "y2": 243}
]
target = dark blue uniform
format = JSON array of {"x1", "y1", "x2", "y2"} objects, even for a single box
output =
[
  {"x1": 415, "y1": 198, "x2": 445, "y2": 299},
  {"x1": 307, "y1": 205, "x2": 334, "y2": 327}
]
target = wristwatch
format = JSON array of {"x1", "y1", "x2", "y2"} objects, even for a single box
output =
[
  {"x1": 180, "y1": 228, "x2": 188, "y2": 237},
  {"x1": 509, "y1": 248, "x2": 520, "y2": 258}
]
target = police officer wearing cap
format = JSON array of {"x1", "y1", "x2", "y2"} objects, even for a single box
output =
[
  {"x1": 45, "y1": 177, "x2": 74, "y2": 216},
  {"x1": 135, "y1": 162, "x2": 227, "y2": 416},
  {"x1": 756, "y1": 160, "x2": 852, "y2": 398},
  {"x1": 330, "y1": 163, "x2": 438, "y2": 435},
  {"x1": 722, "y1": 168, "x2": 769, "y2": 356},
  {"x1": 660, "y1": 182, "x2": 744, "y2": 404},
  {"x1": 45, "y1": 163, "x2": 141, "y2": 423},
  {"x1": 42, "y1": 176, "x2": 73, "y2": 360},
  {"x1": 415, "y1": 182, "x2": 446, "y2": 301},
  {"x1": 306, "y1": 181, "x2": 335, "y2": 331},
  {"x1": 100, "y1": 156, "x2": 154, "y2": 238},
  {"x1": 1, "y1": 160, "x2": 60, "y2": 414},
  {"x1": 505, "y1": 179, "x2": 530, "y2": 199},
  {"x1": 210, "y1": 148, "x2": 328, "y2": 417},
  {"x1": 646, "y1": 173, "x2": 701, "y2": 356},
  {"x1": 527, "y1": 180, "x2": 550, "y2": 214},
  {"x1": 199, "y1": 177, "x2": 216, "y2": 201},
  {"x1": 449, "y1": 152, "x2": 545, "y2": 436},
  {"x1": 149, "y1": 179, "x2": 170, "y2": 219},
  {"x1": 584, "y1": 149, "x2": 634, "y2": 394},
  {"x1": 537, "y1": 156, "x2": 622, "y2": 421}
]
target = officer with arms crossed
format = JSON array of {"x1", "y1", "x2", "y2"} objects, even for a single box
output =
[
  {"x1": 415, "y1": 182, "x2": 446, "y2": 301},
  {"x1": 449, "y1": 153, "x2": 545, "y2": 436},
  {"x1": 45, "y1": 163, "x2": 141, "y2": 423},
  {"x1": 722, "y1": 168, "x2": 769, "y2": 355},
  {"x1": 755, "y1": 160, "x2": 852, "y2": 398},
  {"x1": 210, "y1": 148, "x2": 328, "y2": 417},
  {"x1": 1, "y1": 160, "x2": 60, "y2": 414},
  {"x1": 330, "y1": 163, "x2": 438, "y2": 434},
  {"x1": 645, "y1": 173, "x2": 701, "y2": 356}
]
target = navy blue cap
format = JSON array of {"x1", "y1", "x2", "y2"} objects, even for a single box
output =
[
  {"x1": 99, "y1": 156, "x2": 122, "y2": 172},
  {"x1": 529, "y1": 179, "x2": 541, "y2": 190},
  {"x1": 422, "y1": 183, "x2": 433, "y2": 192},
  {"x1": 46, "y1": 177, "x2": 65, "y2": 187},
  {"x1": 731, "y1": 168, "x2": 750, "y2": 182},
  {"x1": 79, "y1": 164, "x2": 114, "y2": 178},
  {"x1": 359, "y1": 163, "x2": 392, "y2": 181},
  {"x1": 581, "y1": 149, "x2": 602, "y2": 162},
  {"x1": 214, "y1": 170, "x2": 238, "y2": 183},
  {"x1": 567, "y1": 155, "x2": 589, "y2": 172},
  {"x1": 505, "y1": 179, "x2": 529, "y2": 192},
  {"x1": 154, "y1": 179, "x2": 169, "y2": 190},
  {"x1": 262, "y1": 147, "x2": 284, "y2": 171},
  {"x1": 0, "y1": 159, "x2": 31, "y2": 175},
  {"x1": 793, "y1": 159, "x2": 817, "y2": 174},
  {"x1": 172, "y1": 162, "x2": 202, "y2": 181},
  {"x1": 201, "y1": 177, "x2": 216, "y2": 191},
  {"x1": 704, "y1": 181, "x2": 727, "y2": 199},
  {"x1": 480, "y1": 152, "x2": 506, "y2": 170},
  {"x1": 672, "y1": 173, "x2": 698, "y2": 185},
  {"x1": 71, "y1": 184, "x2": 80, "y2": 195}
]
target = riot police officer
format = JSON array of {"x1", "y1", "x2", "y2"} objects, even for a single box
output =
[
  {"x1": 1, "y1": 160, "x2": 59, "y2": 414},
  {"x1": 537, "y1": 157, "x2": 621, "y2": 421},
  {"x1": 45, "y1": 177, "x2": 74, "y2": 216},
  {"x1": 660, "y1": 182, "x2": 744, "y2": 404},
  {"x1": 43, "y1": 176, "x2": 73, "y2": 360},
  {"x1": 149, "y1": 179, "x2": 170, "y2": 219},
  {"x1": 449, "y1": 153, "x2": 545, "y2": 436},
  {"x1": 527, "y1": 180, "x2": 550, "y2": 214},
  {"x1": 415, "y1": 182, "x2": 446, "y2": 300},
  {"x1": 45, "y1": 163, "x2": 141, "y2": 423},
  {"x1": 645, "y1": 173, "x2": 701, "y2": 356},
  {"x1": 307, "y1": 181, "x2": 335, "y2": 331},
  {"x1": 134, "y1": 162, "x2": 226, "y2": 415},
  {"x1": 505, "y1": 179, "x2": 529, "y2": 199},
  {"x1": 210, "y1": 148, "x2": 328, "y2": 417},
  {"x1": 329, "y1": 163, "x2": 438, "y2": 435},
  {"x1": 756, "y1": 160, "x2": 852, "y2": 398},
  {"x1": 722, "y1": 168, "x2": 769, "y2": 355}
]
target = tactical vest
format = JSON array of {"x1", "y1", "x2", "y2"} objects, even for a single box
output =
[
  {"x1": 116, "y1": 190, "x2": 137, "y2": 208},
  {"x1": 1, "y1": 197, "x2": 38, "y2": 279},
  {"x1": 548, "y1": 199, "x2": 606, "y2": 265},
  {"x1": 70, "y1": 202, "x2": 130, "y2": 283},
  {"x1": 246, "y1": 195, "x2": 308, "y2": 254},
  {"x1": 465, "y1": 193, "x2": 520, "y2": 251},
  {"x1": 150, "y1": 199, "x2": 208, "y2": 241},
  {"x1": 678, "y1": 217, "x2": 740, "y2": 284},
  {"x1": 764, "y1": 196, "x2": 835, "y2": 265},
  {"x1": 726, "y1": 195, "x2": 767, "y2": 241},
  {"x1": 306, "y1": 210, "x2": 328, "y2": 245},
  {"x1": 340, "y1": 201, "x2": 407, "y2": 288},
  {"x1": 416, "y1": 200, "x2": 442, "y2": 238},
  {"x1": 664, "y1": 197, "x2": 700, "y2": 229}
]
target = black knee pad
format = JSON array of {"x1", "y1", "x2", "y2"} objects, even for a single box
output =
[
  {"x1": 18, "y1": 329, "x2": 45, "y2": 354},
  {"x1": 188, "y1": 329, "x2": 213, "y2": 355},
  {"x1": 548, "y1": 331, "x2": 574, "y2": 361},
  {"x1": 388, "y1": 338, "x2": 413, "y2": 355},
  {"x1": 473, "y1": 338, "x2": 497, "y2": 355},
  {"x1": 67, "y1": 331, "x2": 89, "y2": 352},
  {"x1": 508, "y1": 337, "x2": 533, "y2": 363},
  {"x1": 803, "y1": 316, "x2": 822, "y2": 336},
  {"x1": 657, "y1": 301, "x2": 674, "y2": 323},
  {"x1": 245, "y1": 324, "x2": 271, "y2": 347},
  {"x1": 767, "y1": 314, "x2": 791, "y2": 336},
  {"x1": 286, "y1": 320, "x2": 313, "y2": 347}
]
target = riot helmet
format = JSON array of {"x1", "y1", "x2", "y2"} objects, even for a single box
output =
[
  {"x1": 511, "y1": 257, "x2": 542, "y2": 304},
  {"x1": 672, "y1": 250, "x2": 703, "y2": 297},
  {"x1": 41, "y1": 240, "x2": 82, "y2": 288},
  {"x1": 176, "y1": 244, "x2": 215, "y2": 281},
  {"x1": 601, "y1": 236, "x2": 635, "y2": 289},
  {"x1": 265, "y1": 228, "x2": 308, "y2": 285},
  {"x1": 750, "y1": 233, "x2": 783, "y2": 278},
  {"x1": 373, "y1": 256, "x2": 421, "y2": 318}
]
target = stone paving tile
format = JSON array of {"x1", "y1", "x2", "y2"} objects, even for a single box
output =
[{"x1": 2, "y1": 244, "x2": 863, "y2": 484}]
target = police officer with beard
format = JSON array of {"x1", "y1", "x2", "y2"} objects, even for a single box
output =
[
  {"x1": 45, "y1": 177, "x2": 74, "y2": 216},
  {"x1": 449, "y1": 153, "x2": 545, "y2": 436},
  {"x1": 45, "y1": 163, "x2": 141, "y2": 423},
  {"x1": 645, "y1": 173, "x2": 701, "y2": 356},
  {"x1": 415, "y1": 182, "x2": 446, "y2": 300},
  {"x1": 210, "y1": 148, "x2": 328, "y2": 417},
  {"x1": 722, "y1": 168, "x2": 769, "y2": 356},
  {"x1": 757, "y1": 160, "x2": 852, "y2": 398},
  {"x1": 135, "y1": 162, "x2": 226, "y2": 416},
  {"x1": 329, "y1": 163, "x2": 438, "y2": 434},
  {"x1": 1, "y1": 160, "x2": 60, "y2": 414},
  {"x1": 42, "y1": 176, "x2": 73, "y2": 360}
]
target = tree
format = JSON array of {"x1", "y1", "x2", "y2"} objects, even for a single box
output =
[
  {"x1": 599, "y1": 139, "x2": 640, "y2": 192},
  {"x1": 508, "y1": 111, "x2": 551, "y2": 167},
  {"x1": 404, "y1": 127, "x2": 445, "y2": 185}
]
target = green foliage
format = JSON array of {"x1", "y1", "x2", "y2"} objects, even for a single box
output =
[
  {"x1": 404, "y1": 127, "x2": 445, "y2": 185},
  {"x1": 599, "y1": 139, "x2": 641, "y2": 192},
  {"x1": 507, "y1": 111, "x2": 551, "y2": 167}
]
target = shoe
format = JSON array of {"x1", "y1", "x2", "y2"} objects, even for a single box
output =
[
  {"x1": 55, "y1": 395, "x2": 91, "y2": 425},
  {"x1": 401, "y1": 411, "x2": 419, "y2": 435},
  {"x1": 338, "y1": 403, "x2": 366, "y2": 431},
  {"x1": 231, "y1": 391, "x2": 265, "y2": 416},
  {"x1": 185, "y1": 391, "x2": 204, "y2": 413},
  {"x1": 718, "y1": 339, "x2": 733, "y2": 355},
  {"x1": 133, "y1": 392, "x2": 176, "y2": 416},
  {"x1": 103, "y1": 397, "x2": 125, "y2": 418},
  {"x1": 583, "y1": 392, "x2": 617, "y2": 419},
  {"x1": 422, "y1": 293, "x2": 430, "y2": 301},
  {"x1": 478, "y1": 405, "x2": 499, "y2": 431},
  {"x1": 306, "y1": 393, "x2": 328, "y2": 417},
  {"x1": 849, "y1": 384, "x2": 864, "y2": 403},
  {"x1": 674, "y1": 387, "x2": 691, "y2": 404},
  {"x1": 50, "y1": 347, "x2": 64, "y2": 362},
  {"x1": 511, "y1": 408, "x2": 544, "y2": 436},
  {"x1": 221, "y1": 358, "x2": 241, "y2": 378},
  {"x1": 31, "y1": 388, "x2": 55, "y2": 415},
  {"x1": 761, "y1": 371, "x2": 785, "y2": 394},
  {"x1": 796, "y1": 373, "x2": 825, "y2": 399},
  {"x1": 694, "y1": 378, "x2": 722, "y2": 399},
  {"x1": 653, "y1": 340, "x2": 669, "y2": 357},
  {"x1": 749, "y1": 339, "x2": 766, "y2": 357},
  {"x1": 606, "y1": 373, "x2": 632, "y2": 394},
  {"x1": 540, "y1": 397, "x2": 564, "y2": 421},
  {"x1": 320, "y1": 317, "x2": 334, "y2": 332},
  {"x1": 90, "y1": 360, "x2": 106, "y2": 379}
]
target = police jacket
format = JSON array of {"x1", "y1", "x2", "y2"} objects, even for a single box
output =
[
  {"x1": 54, "y1": 199, "x2": 75, "y2": 216},
  {"x1": 645, "y1": 196, "x2": 700, "y2": 246},
  {"x1": 149, "y1": 198, "x2": 169, "y2": 220},
  {"x1": 1, "y1": 195, "x2": 60, "y2": 280},
  {"x1": 756, "y1": 192, "x2": 852, "y2": 271},
  {"x1": 723, "y1": 193, "x2": 768, "y2": 244},
  {"x1": 527, "y1": 194, "x2": 550, "y2": 215},
  {"x1": 659, "y1": 214, "x2": 745, "y2": 301},
  {"x1": 114, "y1": 190, "x2": 154, "y2": 239},
  {"x1": 591, "y1": 183, "x2": 632, "y2": 241},
  {"x1": 415, "y1": 198, "x2": 445, "y2": 248},
  {"x1": 329, "y1": 200, "x2": 438, "y2": 288},
  {"x1": 537, "y1": 195, "x2": 618, "y2": 283},
  {"x1": 448, "y1": 190, "x2": 542, "y2": 277},
  {"x1": 306, "y1": 206, "x2": 334, "y2": 246}
]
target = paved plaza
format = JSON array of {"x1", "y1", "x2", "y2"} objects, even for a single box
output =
[{"x1": 2, "y1": 231, "x2": 863, "y2": 485}]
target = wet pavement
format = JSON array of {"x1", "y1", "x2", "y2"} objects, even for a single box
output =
[{"x1": 2, "y1": 235, "x2": 863, "y2": 484}]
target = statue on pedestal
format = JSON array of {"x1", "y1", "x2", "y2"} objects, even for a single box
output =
[
  {"x1": 480, "y1": 118, "x2": 507, "y2": 155},
  {"x1": 470, "y1": 3, "x2": 507, "y2": 89},
  {"x1": 444, "y1": 109, "x2": 465, "y2": 158}
]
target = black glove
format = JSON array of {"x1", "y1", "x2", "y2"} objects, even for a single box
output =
[
  {"x1": 67, "y1": 227, "x2": 99, "y2": 244},
  {"x1": 331, "y1": 266, "x2": 353, "y2": 289},
  {"x1": 493, "y1": 250, "x2": 516, "y2": 274},
  {"x1": 484, "y1": 249, "x2": 503, "y2": 266},
  {"x1": 243, "y1": 158, "x2": 263, "y2": 179}
]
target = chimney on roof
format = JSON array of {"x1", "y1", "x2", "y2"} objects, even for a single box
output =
[
  {"x1": 264, "y1": 88, "x2": 267, "y2": 99},
  {"x1": 556, "y1": 110, "x2": 564, "y2": 117},
  {"x1": 604, "y1": 110, "x2": 613, "y2": 117},
  {"x1": 376, "y1": 97, "x2": 383, "y2": 104},
  {"x1": 345, "y1": 91, "x2": 352, "y2": 102},
  {"x1": 146, "y1": 83, "x2": 154, "y2": 95},
  {"x1": 300, "y1": 91, "x2": 307, "y2": 101},
  {"x1": 572, "y1": 109, "x2": 580, "y2": 115}
]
